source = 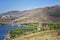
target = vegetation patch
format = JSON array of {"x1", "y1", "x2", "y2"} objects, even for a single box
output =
[
  {"x1": 10, "y1": 22, "x2": 39, "y2": 38},
  {"x1": 41, "y1": 23, "x2": 60, "y2": 31},
  {"x1": 10, "y1": 22, "x2": 60, "y2": 38}
]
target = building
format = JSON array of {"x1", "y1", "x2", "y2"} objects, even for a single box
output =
[{"x1": 2, "y1": 15, "x2": 11, "y2": 19}]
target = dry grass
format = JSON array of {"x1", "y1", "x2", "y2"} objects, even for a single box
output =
[{"x1": 12, "y1": 30, "x2": 60, "y2": 40}]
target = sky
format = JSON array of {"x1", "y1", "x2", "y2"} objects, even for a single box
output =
[{"x1": 0, "y1": 0, "x2": 60, "y2": 13}]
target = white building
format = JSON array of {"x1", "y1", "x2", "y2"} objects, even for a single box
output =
[{"x1": 2, "y1": 15, "x2": 11, "y2": 19}]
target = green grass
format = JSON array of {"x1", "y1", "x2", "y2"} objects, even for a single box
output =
[
  {"x1": 10, "y1": 22, "x2": 60, "y2": 38},
  {"x1": 10, "y1": 22, "x2": 39, "y2": 38}
]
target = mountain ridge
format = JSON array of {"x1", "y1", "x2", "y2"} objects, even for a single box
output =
[{"x1": 0, "y1": 5, "x2": 60, "y2": 23}]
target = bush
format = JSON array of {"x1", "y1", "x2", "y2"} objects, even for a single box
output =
[
  {"x1": 41, "y1": 23, "x2": 60, "y2": 31},
  {"x1": 49, "y1": 24, "x2": 60, "y2": 30}
]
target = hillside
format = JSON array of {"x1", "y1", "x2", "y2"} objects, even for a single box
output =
[
  {"x1": 12, "y1": 29, "x2": 60, "y2": 40},
  {"x1": 13, "y1": 5, "x2": 60, "y2": 23},
  {"x1": 0, "y1": 5, "x2": 60, "y2": 24}
]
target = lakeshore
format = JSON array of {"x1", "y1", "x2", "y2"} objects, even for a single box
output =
[{"x1": 0, "y1": 25, "x2": 21, "y2": 40}]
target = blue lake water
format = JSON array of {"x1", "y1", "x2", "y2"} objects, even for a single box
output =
[{"x1": 0, "y1": 25, "x2": 22, "y2": 40}]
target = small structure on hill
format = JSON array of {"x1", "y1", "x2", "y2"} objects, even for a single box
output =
[
  {"x1": 37, "y1": 22, "x2": 42, "y2": 30},
  {"x1": 37, "y1": 22, "x2": 49, "y2": 30},
  {"x1": 42, "y1": 23, "x2": 49, "y2": 29}
]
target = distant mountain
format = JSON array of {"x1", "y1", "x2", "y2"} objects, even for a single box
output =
[
  {"x1": 0, "y1": 5, "x2": 60, "y2": 23},
  {"x1": 0, "y1": 11, "x2": 21, "y2": 17},
  {"x1": 17, "y1": 5, "x2": 60, "y2": 23},
  {"x1": 0, "y1": 10, "x2": 32, "y2": 18}
]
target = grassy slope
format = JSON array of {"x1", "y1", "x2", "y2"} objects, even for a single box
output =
[{"x1": 12, "y1": 29, "x2": 60, "y2": 40}]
